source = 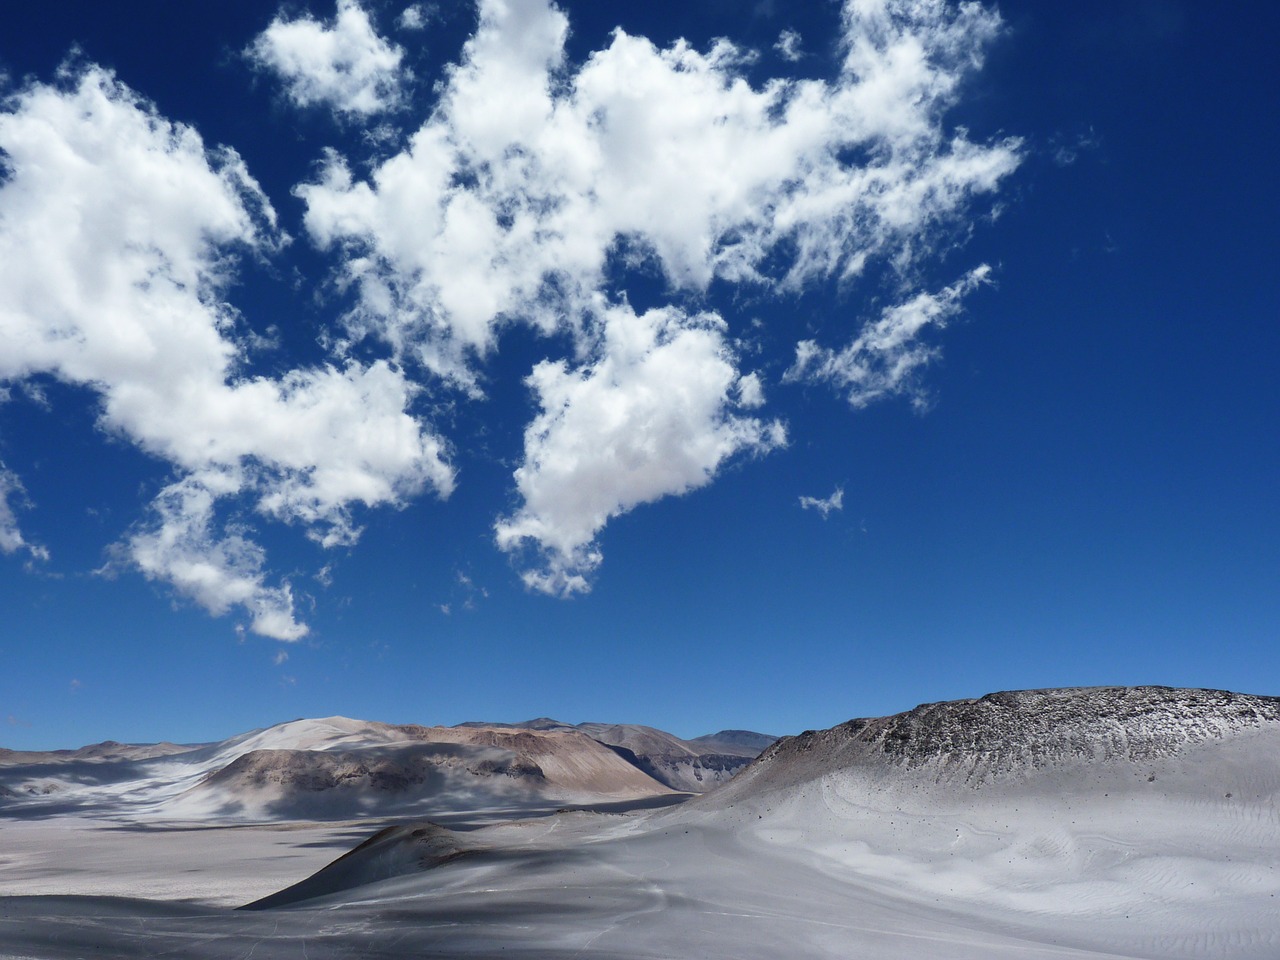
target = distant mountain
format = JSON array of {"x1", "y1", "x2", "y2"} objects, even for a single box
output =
[
  {"x1": 455, "y1": 719, "x2": 777, "y2": 793},
  {"x1": 687, "y1": 730, "x2": 777, "y2": 757},
  {"x1": 0, "y1": 712, "x2": 777, "y2": 822},
  {"x1": 0, "y1": 740, "x2": 195, "y2": 766},
  {"x1": 454, "y1": 717, "x2": 573, "y2": 732},
  {"x1": 0, "y1": 716, "x2": 677, "y2": 822}
]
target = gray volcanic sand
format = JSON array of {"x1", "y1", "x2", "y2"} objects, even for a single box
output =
[
  {"x1": 0, "y1": 813, "x2": 1125, "y2": 959},
  {"x1": 2, "y1": 689, "x2": 1278, "y2": 959},
  {"x1": 0, "y1": 818, "x2": 375, "y2": 906}
]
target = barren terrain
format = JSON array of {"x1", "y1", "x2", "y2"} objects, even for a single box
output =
[{"x1": 1, "y1": 688, "x2": 1276, "y2": 959}]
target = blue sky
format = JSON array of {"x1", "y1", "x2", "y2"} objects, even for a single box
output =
[{"x1": 1, "y1": 0, "x2": 1276, "y2": 750}]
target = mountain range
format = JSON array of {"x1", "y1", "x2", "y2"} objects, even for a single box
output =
[{"x1": 0, "y1": 715, "x2": 776, "y2": 822}]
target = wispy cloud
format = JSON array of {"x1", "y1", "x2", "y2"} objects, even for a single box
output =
[
  {"x1": 799, "y1": 486, "x2": 844, "y2": 519},
  {"x1": 787, "y1": 266, "x2": 994, "y2": 410},
  {"x1": 0, "y1": 465, "x2": 28, "y2": 556},
  {"x1": 774, "y1": 28, "x2": 805, "y2": 62},
  {"x1": 437, "y1": 569, "x2": 489, "y2": 614},
  {"x1": 0, "y1": 463, "x2": 47, "y2": 562},
  {"x1": 248, "y1": 0, "x2": 408, "y2": 117},
  {"x1": 1050, "y1": 126, "x2": 1101, "y2": 166}
]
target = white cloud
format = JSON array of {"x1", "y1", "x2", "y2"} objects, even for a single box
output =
[
  {"x1": 295, "y1": 0, "x2": 1018, "y2": 590},
  {"x1": 0, "y1": 66, "x2": 452, "y2": 638},
  {"x1": 736, "y1": 371, "x2": 767, "y2": 409},
  {"x1": 2, "y1": 0, "x2": 1021, "y2": 621},
  {"x1": 398, "y1": 5, "x2": 433, "y2": 31},
  {"x1": 298, "y1": 0, "x2": 1019, "y2": 378},
  {"x1": 788, "y1": 265, "x2": 993, "y2": 409},
  {"x1": 775, "y1": 28, "x2": 805, "y2": 62},
  {"x1": 0, "y1": 464, "x2": 46, "y2": 560},
  {"x1": 0, "y1": 467, "x2": 25, "y2": 555},
  {"x1": 248, "y1": 0, "x2": 408, "y2": 117},
  {"x1": 799, "y1": 486, "x2": 844, "y2": 519},
  {"x1": 495, "y1": 304, "x2": 785, "y2": 594},
  {"x1": 128, "y1": 474, "x2": 306, "y2": 641}
]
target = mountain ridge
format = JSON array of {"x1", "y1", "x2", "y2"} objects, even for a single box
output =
[
  {"x1": 763, "y1": 685, "x2": 1280, "y2": 770},
  {"x1": 451, "y1": 718, "x2": 778, "y2": 792},
  {"x1": 698, "y1": 685, "x2": 1280, "y2": 815},
  {"x1": 0, "y1": 714, "x2": 776, "y2": 820}
]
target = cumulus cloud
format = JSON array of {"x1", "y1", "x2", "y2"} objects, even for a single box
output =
[
  {"x1": 2, "y1": 0, "x2": 1021, "y2": 622},
  {"x1": 297, "y1": 0, "x2": 1019, "y2": 590},
  {"x1": 298, "y1": 0, "x2": 1018, "y2": 371},
  {"x1": 0, "y1": 66, "x2": 451, "y2": 637},
  {"x1": 248, "y1": 0, "x2": 407, "y2": 117},
  {"x1": 788, "y1": 265, "x2": 993, "y2": 409},
  {"x1": 799, "y1": 486, "x2": 844, "y2": 518},
  {"x1": 496, "y1": 304, "x2": 785, "y2": 593}
]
